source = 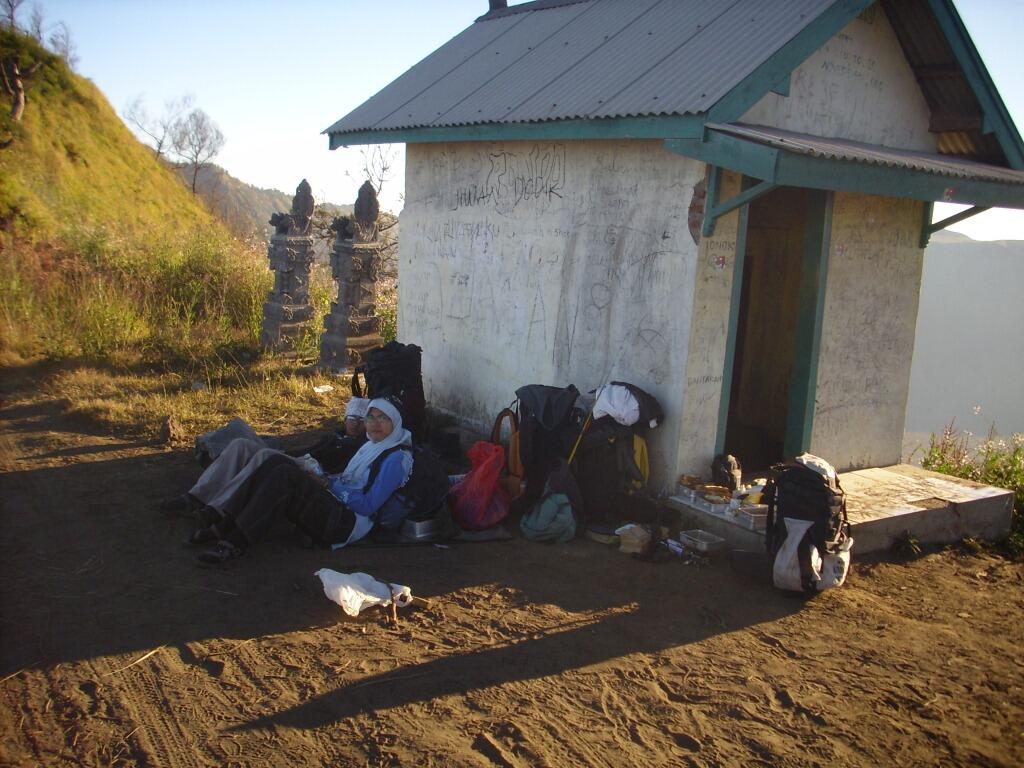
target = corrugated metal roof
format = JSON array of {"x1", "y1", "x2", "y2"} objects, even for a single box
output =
[
  {"x1": 325, "y1": 0, "x2": 836, "y2": 135},
  {"x1": 711, "y1": 123, "x2": 1024, "y2": 185}
]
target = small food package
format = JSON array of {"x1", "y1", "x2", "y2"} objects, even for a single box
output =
[{"x1": 614, "y1": 523, "x2": 651, "y2": 554}]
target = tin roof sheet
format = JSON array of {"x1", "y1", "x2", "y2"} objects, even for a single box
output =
[
  {"x1": 325, "y1": 0, "x2": 836, "y2": 135},
  {"x1": 711, "y1": 123, "x2": 1024, "y2": 185}
]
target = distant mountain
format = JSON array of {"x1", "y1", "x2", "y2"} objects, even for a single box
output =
[
  {"x1": 906, "y1": 232, "x2": 1024, "y2": 437},
  {"x1": 928, "y1": 229, "x2": 974, "y2": 245},
  {"x1": 177, "y1": 164, "x2": 353, "y2": 253}
]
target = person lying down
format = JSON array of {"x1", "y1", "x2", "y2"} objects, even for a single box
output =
[
  {"x1": 161, "y1": 397, "x2": 370, "y2": 520},
  {"x1": 188, "y1": 396, "x2": 414, "y2": 564}
]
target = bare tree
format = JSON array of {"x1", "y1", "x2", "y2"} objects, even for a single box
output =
[
  {"x1": 345, "y1": 144, "x2": 400, "y2": 200},
  {"x1": 124, "y1": 93, "x2": 193, "y2": 160},
  {"x1": 1, "y1": 0, "x2": 26, "y2": 29},
  {"x1": 27, "y1": 3, "x2": 42, "y2": 40},
  {"x1": 1, "y1": 56, "x2": 40, "y2": 124},
  {"x1": 171, "y1": 108, "x2": 225, "y2": 195},
  {"x1": 47, "y1": 21, "x2": 78, "y2": 69}
]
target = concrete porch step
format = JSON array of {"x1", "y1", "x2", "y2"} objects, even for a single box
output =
[{"x1": 665, "y1": 463, "x2": 1014, "y2": 555}]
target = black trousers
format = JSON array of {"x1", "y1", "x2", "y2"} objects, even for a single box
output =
[{"x1": 220, "y1": 454, "x2": 355, "y2": 548}]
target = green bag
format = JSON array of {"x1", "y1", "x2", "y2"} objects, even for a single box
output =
[{"x1": 520, "y1": 492, "x2": 576, "y2": 543}]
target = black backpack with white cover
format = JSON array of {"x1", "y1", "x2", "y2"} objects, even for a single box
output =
[{"x1": 764, "y1": 457, "x2": 851, "y2": 593}]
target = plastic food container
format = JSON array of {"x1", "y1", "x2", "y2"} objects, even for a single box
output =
[
  {"x1": 706, "y1": 500, "x2": 730, "y2": 516},
  {"x1": 674, "y1": 486, "x2": 698, "y2": 504},
  {"x1": 679, "y1": 529, "x2": 726, "y2": 552},
  {"x1": 739, "y1": 505, "x2": 768, "y2": 531}
]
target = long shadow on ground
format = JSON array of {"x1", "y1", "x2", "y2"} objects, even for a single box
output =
[{"x1": 0, "y1": 398, "x2": 800, "y2": 731}]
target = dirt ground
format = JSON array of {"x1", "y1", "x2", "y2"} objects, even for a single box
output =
[{"x1": 1, "y1": 373, "x2": 1023, "y2": 767}]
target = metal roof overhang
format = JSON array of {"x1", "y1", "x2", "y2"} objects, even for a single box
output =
[{"x1": 665, "y1": 123, "x2": 1024, "y2": 213}]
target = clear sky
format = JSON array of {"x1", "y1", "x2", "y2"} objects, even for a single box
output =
[{"x1": 34, "y1": 0, "x2": 1024, "y2": 238}]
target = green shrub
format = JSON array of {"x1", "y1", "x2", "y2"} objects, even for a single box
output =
[
  {"x1": 376, "y1": 273, "x2": 397, "y2": 344},
  {"x1": 294, "y1": 262, "x2": 336, "y2": 361},
  {"x1": 0, "y1": 225, "x2": 271, "y2": 362},
  {"x1": 923, "y1": 423, "x2": 1024, "y2": 558}
]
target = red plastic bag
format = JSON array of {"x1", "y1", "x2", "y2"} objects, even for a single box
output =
[{"x1": 450, "y1": 441, "x2": 510, "y2": 530}]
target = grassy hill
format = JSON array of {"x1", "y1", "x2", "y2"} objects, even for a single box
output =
[
  {"x1": 0, "y1": 28, "x2": 269, "y2": 363},
  {"x1": 0, "y1": 33, "x2": 213, "y2": 239}
]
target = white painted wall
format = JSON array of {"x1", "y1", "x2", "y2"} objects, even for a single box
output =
[
  {"x1": 676, "y1": 171, "x2": 744, "y2": 476},
  {"x1": 811, "y1": 193, "x2": 925, "y2": 469},
  {"x1": 400, "y1": 140, "x2": 705, "y2": 489},
  {"x1": 742, "y1": 4, "x2": 936, "y2": 151}
]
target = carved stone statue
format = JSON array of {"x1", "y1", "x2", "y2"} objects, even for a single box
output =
[
  {"x1": 291, "y1": 178, "x2": 314, "y2": 234},
  {"x1": 331, "y1": 215, "x2": 353, "y2": 240},
  {"x1": 268, "y1": 179, "x2": 315, "y2": 236},
  {"x1": 261, "y1": 180, "x2": 316, "y2": 352},
  {"x1": 319, "y1": 186, "x2": 384, "y2": 371},
  {"x1": 352, "y1": 180, "x2": 380, "y2": 243}
]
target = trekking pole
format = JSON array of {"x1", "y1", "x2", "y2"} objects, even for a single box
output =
[{"x1": 567, "y1": 411, "x2": 593, "y2": 466}]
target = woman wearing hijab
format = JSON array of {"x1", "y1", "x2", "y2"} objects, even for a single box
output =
[{"x1": 194, "y1": 396, "x2": 413, "y2": 563}]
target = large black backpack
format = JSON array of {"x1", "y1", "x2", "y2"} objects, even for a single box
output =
[
  {"x1": 571, "y1": 418, "x2": 648, "y2": 525},
  {"x1": 364, "y1": 444, "x2": 451, "y2": 521},
  {"x1": 514, "y1": 384, "x2": 580, "y2": 504},
  {"x1": 352, "y1": 341, "x2": 426, "y2": 437},
  {"x1": 764, "y1": 462, "x2": 850, "y2": 592}
]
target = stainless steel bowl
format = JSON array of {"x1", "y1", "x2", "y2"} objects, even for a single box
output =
[{"x1": 401, "y1": 517, "x2": 442, "y2": 541}]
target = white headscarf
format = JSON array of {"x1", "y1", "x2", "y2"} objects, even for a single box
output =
[
  {"x1": 339, "y1": 397, "x2": 413, "y2": 489},
  {"x1": 344, "y1": 397, "x2": 371, "y2": 420}
]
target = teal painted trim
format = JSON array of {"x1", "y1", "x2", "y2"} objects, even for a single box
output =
[
  {"x1": 919, "y1": 200, "x2": 935, "y2": 249},
  {"x1": 702, "y1": 179, "x2": 777, "y2": 237},
  {"x1": 669, "y1": 133, "x2": 1024, "y2": 209},
  {"x1": 707, "y1": 0, "x2": 873, "y2": 124},
  {"x1": 773, "y1": 152, "x2": 1024, "y2": 209},
  {"x1": 770, "y1": 74, "x2": 791, "y2": 98},
  {"x1": 665, "y1": 134, "x2": 779, "y2": 182},
  {"x1": 784, "y1": 191, "x2": 833, "y2": 458},
  {"x1": 922, "y1": 204, "x2": 990, "y2": 248},
  {"x1": 702, "y1": 165, "x2": 723, "y2": 237},
  {"x1": 715, "y1": 180, "x2": 754, "y2": 457},
  {"x1": 926, "y1": 0, "x2": 1024, "y2": 169},
  {"x1": 327, "y1": 114, "x2": 706, "y2": 148}
]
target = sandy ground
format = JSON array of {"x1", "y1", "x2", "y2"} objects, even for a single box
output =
[{"x1": 1, "y1": 377, "x2": 1023, "y2": 767}]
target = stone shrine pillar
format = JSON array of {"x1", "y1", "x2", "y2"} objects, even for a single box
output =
[
  {"x1": 261, "y1": 180, "x2": 315, "y2": 352},
  {"x1": 319, "y1": 181, "x2": 383, "y2": 372}
]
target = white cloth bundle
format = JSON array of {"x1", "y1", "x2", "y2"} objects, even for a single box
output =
[
  {"x1": 592, "y1": 384, "x2": 640, "y2": 426},
  {"x1": 315, "y1": 569, "x2": 413, "y2": 617}
]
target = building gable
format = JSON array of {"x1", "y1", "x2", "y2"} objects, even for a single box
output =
[{"x1": 741, "y1": 5, "x2": 936, "y2": 152}]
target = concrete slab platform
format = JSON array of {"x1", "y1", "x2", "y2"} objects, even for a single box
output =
[{"x1": 665, "y1": 464, "x2": 1014, "y2": 555}]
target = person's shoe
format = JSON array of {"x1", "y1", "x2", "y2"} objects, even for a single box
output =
[
  {"x1": 195, "y1": 505, "x2": 222, "y2": 527},
  {"x1": 188, "y1": 525, "x2": 220, "y2": 546},
  {"x1": 159, "y1": 493, "x2": 203, "y2": 518},
  {"x1": 197, "y1": 540, "x2": 244, "y2": 564}
]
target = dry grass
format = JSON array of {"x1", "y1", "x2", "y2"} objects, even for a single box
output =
[{"x1": 17, "y1": 357, "x2": 354, "y2": 441}]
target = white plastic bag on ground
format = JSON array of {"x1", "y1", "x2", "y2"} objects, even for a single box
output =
[
  {"x1": 818, "y1": 537, "x2": 854, "y2": 590},
  {"x1": 773, "y1": 519, "x2": 854, "y2": 593},
  {"x1": 315, "y1": 569, "x2": 413, "y2": 617}
]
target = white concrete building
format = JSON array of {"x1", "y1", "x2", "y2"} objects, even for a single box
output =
[{"x1": 326, "y1": 0, "x2": 1024, "y2": 488}]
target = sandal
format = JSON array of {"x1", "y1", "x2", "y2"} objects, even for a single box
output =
[
  {"x1": 188, "y1": 525, "x2": 220, "y2": 546},
  {"x1": 159, "y1": 493, "x2": 203, "y2": 518},
  {"x1": 197, "y1": 540, "x2": 244, "y2": 564}
]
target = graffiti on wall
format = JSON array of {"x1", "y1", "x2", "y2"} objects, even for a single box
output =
[{"x1": 450, "y1": 144, "x2": 566, "y2": 214}]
